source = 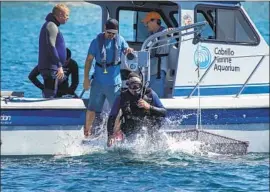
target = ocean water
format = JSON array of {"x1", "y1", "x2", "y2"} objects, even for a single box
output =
[
  {"x1": 1, "y1": 2, "x2": 269, "y2": 192},
  {"x1": 1, "y1": 151, "x2": 269, "y2": 192}
]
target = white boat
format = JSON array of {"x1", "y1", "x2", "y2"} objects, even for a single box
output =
[{"x1": 1, "y1": 1, "x2": 269, "y2": 155}]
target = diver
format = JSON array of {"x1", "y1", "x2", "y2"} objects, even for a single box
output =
[{"x1": 106, "y1": 72, "x2": 167, "y2": 147}]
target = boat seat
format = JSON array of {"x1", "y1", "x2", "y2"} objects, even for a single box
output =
[{"x1": 0, "y1": 91, "x2": 24, "y2": 97}]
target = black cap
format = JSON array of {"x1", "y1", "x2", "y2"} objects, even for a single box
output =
[
  {"x1": 126, "y1": 72, "x2": 142, "y2": 86},
  {"x1": 105, "y1": 18, "x2": 119, "y2": 30},
  {"x1": 128, "y1": 72, "x2": 140, "y2": 79}
]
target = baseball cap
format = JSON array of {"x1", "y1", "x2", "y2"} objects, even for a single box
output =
[
  {"x1": 142, "y1": 11, "x2": 161, "y2": 24},
  {"x1": 105, "y1": 18, "x2": 119, "y2": 34}
]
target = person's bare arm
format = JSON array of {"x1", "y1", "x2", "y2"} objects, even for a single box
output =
[{"x1": 83, "y1": 54, "x2": 94, "y2": 90}]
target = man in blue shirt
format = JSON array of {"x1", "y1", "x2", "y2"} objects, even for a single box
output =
[
  {"x1": 83, "y1": 18, "x2": 133, "y2": 137},
  {"x1": 107, "y1": 72, "x2": 167, "y2": 147}
]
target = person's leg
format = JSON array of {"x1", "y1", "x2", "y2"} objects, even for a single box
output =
[
  {"x1": 91, "y1": 112, "x2": 104, "y2": 136},
  {"x1": 42, "y1": 76, "x2": 57, "y2": 98},
  {"x1": 84, "y1": 110, "x2": 96, "y2": 137},
  {"x1": 105, "y1": 84, "x2": 121, "y2": 108},
  {"x1": 85, "y1": 82, "x2": 106, "y2": 137},
  {"x1": 149, "y1": 71, "x2": 166, "y2": 98},
  {"x1": 102, "y1": 84, "x2": 121, "y2": 137}
]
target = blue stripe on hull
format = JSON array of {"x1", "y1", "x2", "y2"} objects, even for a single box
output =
[
  {"x1": 1, "y1": 126, "x2": 82, "y2": 131},
  {"x1": 1, "y1": 108, "x2": 269, "y2": 131},
  {"x1": 173, "y1": 85, "x2": 269, "y2": 96},
  {"x1": 167, "y1": 108, "x2": 270, "y2": 125},
  {"x1": 1, "y1": 109, "x2": 86, "y2": 126}
]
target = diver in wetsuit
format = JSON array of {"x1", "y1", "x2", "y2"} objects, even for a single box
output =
[{"x1": 107, "y1": 72, "x2": 167, "y2": 147}]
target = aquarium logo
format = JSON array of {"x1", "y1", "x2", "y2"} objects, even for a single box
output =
[{"x1": 194, "y1": 46, "x2": 212, "y2": 69}]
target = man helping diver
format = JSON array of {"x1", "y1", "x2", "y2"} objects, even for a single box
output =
[{"x1": 106, "y1": 72, "x2": 167, "y2": 147}]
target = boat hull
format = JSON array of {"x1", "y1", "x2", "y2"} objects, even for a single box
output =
[
  {"x1": 1, "y1": 125, "x2": 268, "y2": 155},
  {"x1": 1, "y1": 97, "x2": 269, "y2": 155}
]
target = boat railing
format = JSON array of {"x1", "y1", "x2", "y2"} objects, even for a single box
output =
[
  {"x1": 186, "y1": 54, "x2": 269, "y2": 98},
  {"x1": 235, "y1": 55, "x2": 267, "y2": 98},
  {"x1": 140, "y1": 21, "x2": 208, "y2": 84}
]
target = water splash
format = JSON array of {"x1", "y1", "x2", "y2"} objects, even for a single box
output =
[{"x1": 56, "y1": 126, "x2": 218, "y2": 159}]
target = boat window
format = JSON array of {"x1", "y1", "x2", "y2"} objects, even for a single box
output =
[
  {"x1": 195, "y1": 5, "x2": 259, "y2": 45},
  {"x1": 118, "y1": 10, "x2": 169, "y2": 43},
  {"x1": 171, "y1": 12, "x2": 179, "y2": 27},
  {"x1": 196, "y1": 10, "x2": 216, "y2": 39}
]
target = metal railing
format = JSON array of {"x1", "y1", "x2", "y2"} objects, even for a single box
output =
[
  {"x1": 186, "y1": 54, "x2": 269, "y2": 98},
  {"x1": 235, "y1": 55, "x2": 266, "y2": 97},
  {"x1": 140, "y1": 21, "x2": 207, "y2": 85}
]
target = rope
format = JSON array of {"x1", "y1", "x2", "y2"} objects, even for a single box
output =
[{"x1": 195, "y1": 43, "x2": 202, "y2": 130}]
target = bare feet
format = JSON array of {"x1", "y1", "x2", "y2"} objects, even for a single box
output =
[{"x1": 84, "y1": 126, "x2": 90, "y2": 137}]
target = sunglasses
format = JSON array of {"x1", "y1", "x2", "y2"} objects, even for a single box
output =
[{"x1": 106, "y1": 31, "x2": 116, "y2": 35}]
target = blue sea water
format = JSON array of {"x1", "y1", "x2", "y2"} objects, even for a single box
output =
[
  {"x1": 1, "y1": 2, "x2": 269, "y2": 192},
  {"x1": 1, "y1": 152, "x2": 269, "y2": 192}
]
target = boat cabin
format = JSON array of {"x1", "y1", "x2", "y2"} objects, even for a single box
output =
[{"x1": 89, "y1": 1, "x2": 269, "y2": 99}]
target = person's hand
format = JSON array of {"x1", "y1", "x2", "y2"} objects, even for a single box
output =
[
  {"x1": 124, "y1": 47, "x2": 134, "y2": 55},
  {"x1": 107, "y1": 135, "x2": 115, "y2": 147},
  {"x1": 56, "y1": 67, "x2": 64, "y2": 79},
  {"x1": 137, "y1": 99, "x2": 150, "y2": 110},
  {"x1": 166, "y1": 27, "x2": 174, "y2": 31},
  {"x1": 114, "y1": 130, "x2": 124, "y2": 141},
  {"x1": 83, "y1": 78, "x2": 91, "y2": 91}
]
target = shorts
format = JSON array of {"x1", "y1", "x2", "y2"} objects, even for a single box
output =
[{"x1": 87, "y1": 81, "x2": 121, "y2": 113}]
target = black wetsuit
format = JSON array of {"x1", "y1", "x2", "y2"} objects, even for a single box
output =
[
  {"x1": 107, "y1": 88, "x2": 167, "y2": 139},
  {"x1": 28, "y1": 58, "x2": 79, "y2": 97}
]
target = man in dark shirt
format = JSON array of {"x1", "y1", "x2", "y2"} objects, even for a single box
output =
[
  {"x1": 107, "y1": 72, "x2": 167, "y2": 147},
  {"x1": 29, "y1": 48, "x2": 79, "y2": 97}
]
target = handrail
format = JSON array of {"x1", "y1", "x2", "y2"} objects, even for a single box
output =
[
  {"x1": 186, "y1": 54, "x2": 269, "y2": 98},
  {"x1": 235, "y1": 55, "x2": 266, "y2": 97},
  {"x1": 147, "y1": 28, "x2": 203, "y2": 51},
  {"x1": 141, "y1": 21, "x2": 207, "y2": 51},
  {"x1": 140, "y1": 21, "x2": 207, "y2": 86},
  {"x1": 79, "y1": 89, "x2": 86, "y2": 98}
]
